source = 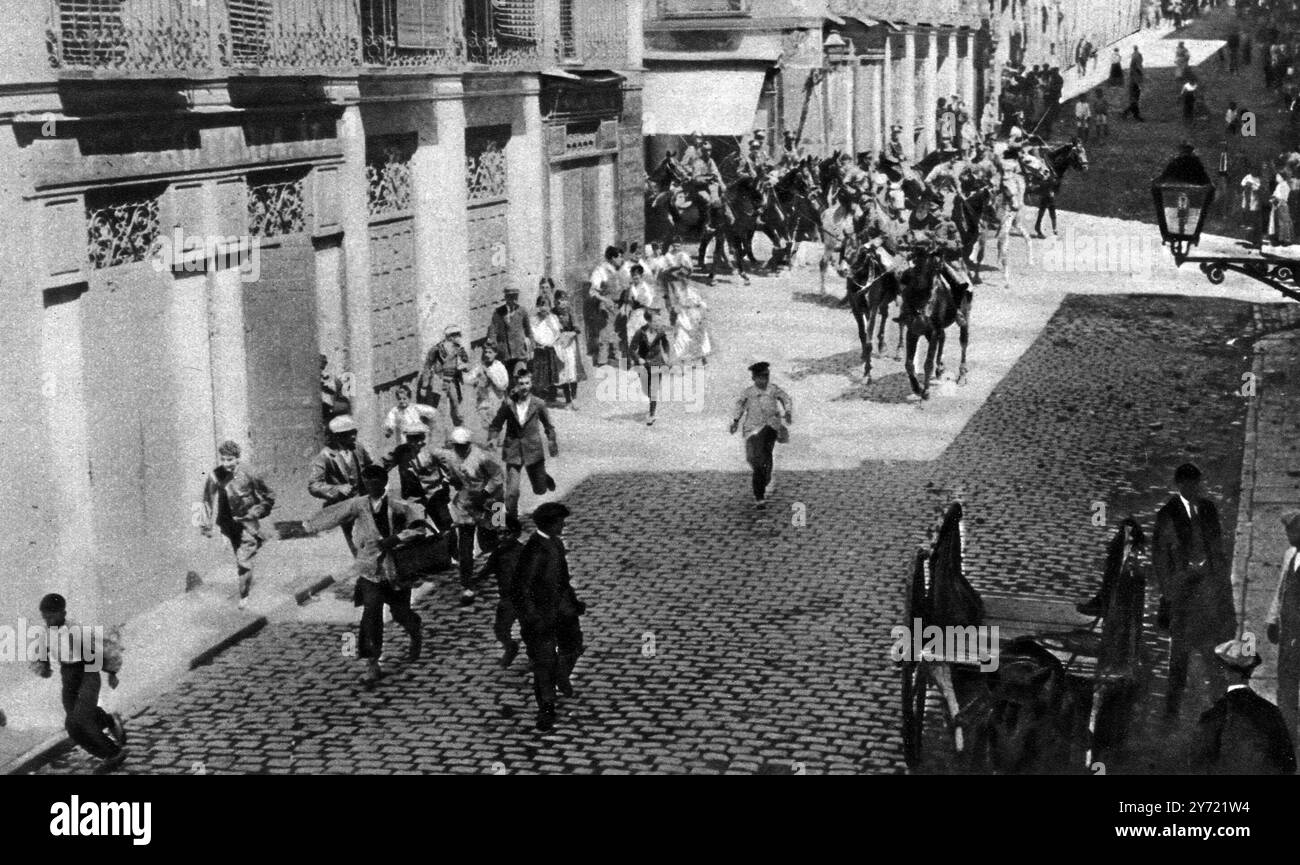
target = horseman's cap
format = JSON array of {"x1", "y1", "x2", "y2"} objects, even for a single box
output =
[
  {"x1": 748, "y1": 361, "x2": 771, "y2": 376},
  {"x1": 890, "y1": 123, "x2": 903, "y2": 132},
  {"x1": 504, "y1": 286, "x2": 521, "y2": 296},
  {"x1": 1213, "y1": 639, "x2": 1262, "y2": 674},
  {"x1": 401, "y1": 422, "x2": 428, "y2": 438},
  {"x1": 1174, "y1": 462, "x2": 1202, "y2": 483},
  {"x1": 752, "y1": 129, "x2": 766, "y2": 140}
]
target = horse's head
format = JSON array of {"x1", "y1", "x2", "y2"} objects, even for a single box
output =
[
  {"x1": 656, "y1": 152, "x2": 688, "y2": 185},
  {"x1": 1070, "y1": 139, "x2": 1089, "y2": 172}
]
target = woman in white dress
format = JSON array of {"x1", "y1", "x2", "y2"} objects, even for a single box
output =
[
  {"x1": 552, "y1": 289, "x2": 584, "y2": 409},
  {"x1": 666, "y1": 278, "x2": 713, "y2": 366},
  {"x1": 622, "y1": 264, "x2": 657, "y2": 351}
]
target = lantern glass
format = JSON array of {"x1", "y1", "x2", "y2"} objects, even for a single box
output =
[{"x1": 1158, "y1": 183, "x2": 1210, "y2": 241}]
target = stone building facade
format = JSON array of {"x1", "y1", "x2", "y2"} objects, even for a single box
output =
[{"x1": 0, "y1": 0, "x2": 643, "y2": 678}]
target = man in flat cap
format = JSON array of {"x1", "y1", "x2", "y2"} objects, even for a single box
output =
[
  {"x1": 419, "y1": 324, "x2": 472, "y2": 428},
  {"x1": 485, "y1": 287, "x2": 534, "y2": 376},
  {"x1": 1266, "y1": 509, "x2": 1300, "y2": 738},
  {"x1": 1190, "y1": 638, "x2": 1296, "y2": 774},
  {"x1": 429, "y1": 426, "x2": 504, "y2": 606},
  {"x1": 305, "y1": 464, "x2": 429, "y2": 686},
  {"x1": 308, "y1": 414, "x2": 376, "y2": 554},
  {"x1": 730, "y1": 361, "x2": 793, "y2": 509},
  {"x1": 488, "y1": 366, "x2": 558, "y2": 532},
  {"x1": 512, "y1": 502, "x2": 586, "y2": 732},
  {"x1": 1154, "y1": 462, "x2": 1237, "y2": 718}
]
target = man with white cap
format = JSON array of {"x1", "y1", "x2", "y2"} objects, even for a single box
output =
[
  {"x1": 383, "y1": 421, "x2": 452, "y2": 535},
  {"x1": 1189, "y1": 638, "x2": 1296, "y2": 774},
  {"x1": 1266, "y1": 509, "x2": 1300, "y2": 738},
  {"x1": 429, "y1": 426, "x2": 504, "y2": 606},
  {"x1": 307, "y1": 415, "x2": 375, "y2": 554}
]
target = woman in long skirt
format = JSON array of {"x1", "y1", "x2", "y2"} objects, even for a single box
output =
[
  {"x1": 1108, "y1": 47, "x2": 1124, "y2": 86},
  {"x1": 664, "y1": 272, "x2": 714, "y2": 366},
  {"x1": 552, "y1": 289, "x2": 585, "y2": 409},
  {"x1": 529, "y1": 296, "x2": 562, "y2": 400}
]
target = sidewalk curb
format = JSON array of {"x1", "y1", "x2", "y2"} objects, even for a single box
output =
[
  {"x1": 1230, "y1": 306, "x2": 1265, "y2": 633},
  {"x1": 2, "y1": 569, "x2": 345, "y2": 776}
]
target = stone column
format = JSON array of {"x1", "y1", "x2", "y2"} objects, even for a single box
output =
[
  {"x1": 507, "y1": 78, "x2": 547, "y2": 296},
  {"x1": 900, "y1": 30, "x2": 917, "y2": 160},
  {"x1": 943, "y1": 30, "x2": 959, "y2": 107},
  {"x1": 882, "y1": 36, "x2": 894, "y2": 144},
  {"x1": 415, "y1": 79, "x2": 470, "y2": 344},
  {"x1": 922, "y1": 30, "x2": 938, "y2": 156},
  {"x1": 960, "y1": 30, "x2": 978, "y2": 119},
  {"x1": 337, "y1": 100, "x2": 378, "y2": 445}
]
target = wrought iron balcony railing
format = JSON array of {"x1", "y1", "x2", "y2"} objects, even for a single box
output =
[
  {"x1": 656, "y1": 0, "x2": 751, "y2": 18},
  {"x1": 47, "y1": 0, "x2": 361, "y2": 77}
]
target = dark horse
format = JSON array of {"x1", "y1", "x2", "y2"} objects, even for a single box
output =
[
  {"x1": 646, "y1": 152, "x2": 747, "y2": 284},
  {"x1": 1029, "y1": 139, "x2": 1089, "y2": 238},
  {"x1": 949, "y1": 173, "x2": 997, "y2": 285},
  {"x1": 729, "y1": 171, "x2": 795, "y2": 272},
  {"x1": 840, "y1": 226, "x2": 903, "y2": 383},
  {"x1": 898, "y1": 243, "x2": 971, "y2": 400}
]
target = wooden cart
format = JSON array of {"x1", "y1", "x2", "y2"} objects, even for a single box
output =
[{"x1": 900, "y1": 504, "x2": 1149, "y2": 773}]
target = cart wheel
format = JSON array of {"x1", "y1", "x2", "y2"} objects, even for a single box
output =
[{"x1": 902, "y1": 662, "x2": 927, "y2": 769}]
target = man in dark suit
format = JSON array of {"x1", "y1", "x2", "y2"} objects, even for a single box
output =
[
  {"x1": 487, "y1": 367, "x2": 558, "y2": 532},
  {"x1": 512, "y1": 502, "x2": 586, "y2": 732},
  {"x1": 1154, "y1": 462, "x2": 1237, "y2": 717},
  {"x1": 480, "y1": 524, "x2": 528, "y2": 668},
  {"x1": 1190, "y1": 638, "x2": 1296, "y2": 774},
  {"x1": 485, "y1": 286, "x2": 534, "y2": 375},
  {"x1": 307, "y1": 414, "x2": 375, "y2": 554}
]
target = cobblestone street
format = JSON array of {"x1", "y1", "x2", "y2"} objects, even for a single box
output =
[{"x1": 33, "y1": 254, "x2": 1289, "y2": 774}]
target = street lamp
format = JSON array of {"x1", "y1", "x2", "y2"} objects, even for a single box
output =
[
  {"x1": 1151, "y1": 148, "x2": 1214, "y2": 262},
  {"x1": 1151, "y1": 146, "x2": 1300, "y2": 302}
]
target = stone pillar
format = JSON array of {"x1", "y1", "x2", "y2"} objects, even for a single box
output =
[
  {"x1": 922, "y1": 30, "x2": 938, "y2": 156},
  {"x1": 960, "y1": 31, "x2": 978, "y2": 120},
  {"x1": 415, "y1": 80, "x2": 470, "y2": 344},
  {"x1": 314, "y1": 242, "x2": 346, "y2": 377},
  {"x1": 507, "y1": 78, "x2": 547, "y2": 294},
  {"x1": 626, "y1": 0, "x2": 644, "y2": 69},
  {"x1": 882, "y1": 36, "x2": 894, "y2": 144},
  {"x1": 337, "y1": 100, "x2": 378, "y2": 445},
  {"x1": 901, "y1": 30, "x2": 917, "y2": 160},
  {"x1": 41, "y1": 282, "x2": 97, "y2": 618},
  {"x1": 868, "y1": 59, "x2": 884, "y2": 155},
  {"x1": 943, "y1": 30, "x2": 959, "y2": 107}
]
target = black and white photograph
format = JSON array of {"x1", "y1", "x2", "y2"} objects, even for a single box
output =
[{"x1": 0, "y1": 0, "x2": 1296, "y2": 810}]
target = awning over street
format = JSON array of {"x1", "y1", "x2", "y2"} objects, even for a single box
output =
[{"x1": 641, "y1": 69, "x2": 766, "y2": 137}]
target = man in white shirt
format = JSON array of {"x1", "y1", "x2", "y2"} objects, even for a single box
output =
[{"x1": 589, "y1": 245, "x2": 625, "y2": 367}]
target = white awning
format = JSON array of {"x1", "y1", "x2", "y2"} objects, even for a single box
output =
[{"x1": 642, "y1": 69, "x2": 766, "y2": 137}]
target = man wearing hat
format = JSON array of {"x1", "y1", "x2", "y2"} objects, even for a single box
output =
[
  {"x1": 729, "y1": 361, "x2": 794, "y2": 508},
  {"x1": 485, "y1": 286, "x2": 534, "y2": 376},
  {"x1": 884, "y1": 124, "x2": 908, "y2": 169},
  {"x1": 1266, "y1": 510, "x2": 1300, "y2": 738},
  {"x1": 419, "y1": 324, "x2": 472, "y2": 428},
  {"x1": 305, "y1": 464, "x2": 429, "y2": 686},
  {"x1": 429, "y1": 426, "x2": 504, "y2": 606},
  {"x1": 512, "y1": 501, "x2": 586, "y2": 732},
  {"x1": 199, "y1": 439, "x2": 275, "y2": 610},
  {"x1": 1189, "y1": 638, "x2": 1296, "y2": 774},
  {"x1": 779, "y1": 129, "x2": 808, "y2": 171},
  {"x1": 685, "y1": 139, "x2": 726, "y2": 231},
  {"x1": 906, "y1": 189, "x2": 969, "y2": 305},
  {"x1": 308, "y1": 415, "x2": 376, "y2": 554},
  {"x1": 383, "y1": 421, "x2": 452, "y2": 534},
  {"x1": 488, "y1": 367, "x2": 558, "y2": 532},
  {"x1": 1154, "y1": 462, "x2": 1237, "y2": 718},
  {"x1": 737, "y1": 131, "x2": 775, "y2": 188},
  {"x1": 480, "y1": 523, "x2": 529, "y2": 668}
]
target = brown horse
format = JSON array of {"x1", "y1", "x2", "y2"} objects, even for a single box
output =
[
  {"x1": 840, "y1": 228, "x2": 903, "y2": 383},
  {"x1": 898, "y1": 246, "x2": 971, "y2": 400}
]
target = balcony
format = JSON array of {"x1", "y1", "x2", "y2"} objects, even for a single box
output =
[
  {"x1": 362, "y1": 0, "x2": 557, "y2": 71},
  {"x1": 656, "y1": 0, "x2": 751, "y2": 18},
  {"x1": 46, "y1": 0, "x2": 361, "y2": 77}
]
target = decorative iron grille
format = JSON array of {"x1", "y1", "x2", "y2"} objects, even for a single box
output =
[
  {"x1": 86, "y1": 186, "x2": 162, "y2": 269},
  {"x1": 247, "y1": 174, "x2": 306, "y2": 239},
  {"x1": 366, "y1": 135, "x2": 416, "y2": 217},
  {"x1": 465, "y1": 126, "x2": 510, "y2": 204},
  {"x1": 559, "y1": 0, "x2": 576, "y2": 60},
  {"x1": 47, "y1": 0, "x2": 359, "y2": 74},
  {"x1": 361, "y1": 0, "x2": 461, "y2": 67}
]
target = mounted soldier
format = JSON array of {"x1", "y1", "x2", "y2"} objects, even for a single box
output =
[
  {"x1": 906, "y1": 189, "x2": 970, "y2": 310},
  {"x1": 737, "y1": 130, "x2": 776, "y2": 189},
  {"x1": 682, "y1": 133, "x2": 727, "y2": 230},
  {"x1": 779, "y1": 129, "x2": 809, "y2": 171}
]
